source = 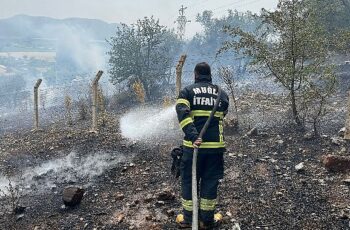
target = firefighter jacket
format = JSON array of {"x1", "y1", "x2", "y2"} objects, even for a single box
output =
[{"x1": 176, "y1": 75, "x2": 229, "y2": 154}]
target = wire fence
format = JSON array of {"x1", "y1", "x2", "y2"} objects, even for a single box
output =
[
  {"x1": 0, "y1": 75, "x2": 116, "y2": 134},
  {"x1": 0, "y1": 66, "x2": 348, "y2": 136}
]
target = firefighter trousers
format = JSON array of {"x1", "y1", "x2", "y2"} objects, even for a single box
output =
[{"x1": 180, "y1": 147, "x2": 224, "y2": 224}]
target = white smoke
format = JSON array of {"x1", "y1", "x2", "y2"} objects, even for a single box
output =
[
  {"x1": 0, "y1": 151, "x2": 129, "y2": 196},
  {"x1": 120, "y1": 105, "x2": 181, "y2": 141},
  {"x1": 53, "y1": 24, "x2": 106, "y2": 72}
]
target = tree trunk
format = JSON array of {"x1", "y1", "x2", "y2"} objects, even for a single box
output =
[
  {"x1": 290, "y1": 89, "x2": 301, "y2": 125},
  {"x1": 313, "y1": 119, "x2": 319, "y2": 137}
]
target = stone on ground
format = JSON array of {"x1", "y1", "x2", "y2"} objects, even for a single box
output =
[
  {"x1": 62, "y1": 186, "x2": 85, "y2": 207},
  {"x1": 322, "y1": 155, "x2": 350, "y2": 173}
]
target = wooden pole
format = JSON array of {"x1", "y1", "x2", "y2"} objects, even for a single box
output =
[
  {"x1": 174, "y1": 55, "x2": 187, "y2": 129},
  {"x1": 91, "y1": 70, "x2": 103, "y2": 133},
  {"x1": 344, "y1": 91, "x2": 350, "y2": 139},
  {"x1": 176, "y1": 55, "x2": 187, "y2": 97},
  {"x1": 33, "y1": 79, "x2": 42, "y2": 130}
]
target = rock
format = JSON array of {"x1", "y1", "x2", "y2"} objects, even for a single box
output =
[
  {"x1": 276, "y1": 140, "x2": 284, "y2": 145},
  {"x1": 340, "y1": 209, "x2": 349, "y2": 219},
  {"x1": 144, "y1": 194, "x2": 154, "y2": 203},
  {"x1": 247, "y1": 127, "x2": 258, "y2": 137},
  {"x1": 115, "y1": 193, "x2": 125, "y2": 201},
  {"x1": 14, "y1": 205, "x2": 26, "y2": 214},
  {"x1": 269, "y1": 158, "x2": 277, "y2": 163},
  {"x1": 338, "y1": 127, "x2": 346, "y2": 137},
  {"x1": 157, "y1": 189, "x2": 175, "y2": 201},
  {"x1": 232, "y1": 223, "x2": 241, "y2": 230},
  {"x1": 322, "y1": 155, "x2": 350, "y2": 173},
  {"x1": 303, "y1": 132, "x2": 314, "y2": 140},
  {"x1": 343, "y1": 178, "x2": 350, "y2": 185},
  {"x1": 331, "y1": 137, "x2": 345, "y2": 146},
  {"x1": 62, "y1": 186, "x2": 85, "y2": 207},
  {"x1": 51, "y1": 184, "x2": 57, "y2": 191},
  {"x1": 295, "y1": 162, "x2": 305, "y2": 172},
  {"x1": 116, "y1": 213, "x2": 125, "y2": 223},
  {"x1": 16, "y1": 214, "x2": 24, "y2": 221},
  {"x1": 275, "y1": 191, "x2": 283, "y2": 196},
  {"x1": 166, "y1": 209, "x2": 175, "y2": 217},
  {"x1": 156, "y1": 200, "x2": 165, "y2": 205}
]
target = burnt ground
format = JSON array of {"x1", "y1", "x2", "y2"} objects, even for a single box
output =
[{"x1": 0, "y1": 90, "x2": 350, "y2": 230}]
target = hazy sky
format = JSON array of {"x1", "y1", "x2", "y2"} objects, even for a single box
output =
[{"x1": 0, "y1": 0, "x2": 278, "y2": 37}]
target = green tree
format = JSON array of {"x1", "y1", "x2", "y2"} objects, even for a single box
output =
[
  {"x1": 187, "y1": 10, "x2": 260, "y2": 69},
  {"x1": 108, "y1": 16, "x2": 181, "y2": 100},
  {"x1": 306, "y1": 0, "x2": 350, "y2": 52},
  {"x1": 220, "y1": 0, "x2": 337, "y2": 126}
]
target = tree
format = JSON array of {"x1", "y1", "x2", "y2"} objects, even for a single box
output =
[
  {"x1": 187, "y1": 10, "x2": 260, "y2": 69},
  {"x1": 218, "y1": 66, "x2": 239, "y2": 121},
  {"x1": 220, "y1": 0, "x2": 337, "y2": 126},
  {"x1": 108, "y1": 16, "x2": 181, "y2": 100},
  {"x1": 299, "y1": 67, "x2": 337, "y2": 135},
  {"x1": 306, "y1": 0, "x2": 350, "y2": 52}
]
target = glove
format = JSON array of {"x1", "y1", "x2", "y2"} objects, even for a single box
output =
[{"x1": 171, "y1": 147, "x2": 183, "y2": 178}]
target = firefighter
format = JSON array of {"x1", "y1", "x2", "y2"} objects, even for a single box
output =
[{"x1": 175, "y1": 62, "x2": 229, "y2": 229}]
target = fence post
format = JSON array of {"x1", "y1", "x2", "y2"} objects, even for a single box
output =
[
  {"x1": 344, "y1": 91, "x2": 350, "y2": 139},
  {"x1": 33, "y1": 79, "x2": 42, "y2": 130},
  {"x1": 91, "y1": 70, "x2": 103, "y2": 133},
  {"x1": 176, "y1": 55, "x2": 187, "y2": 97}
]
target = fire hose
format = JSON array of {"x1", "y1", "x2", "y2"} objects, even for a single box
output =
[{"x1": 192, "y1": 86, "x2": 222, "y2": 230}]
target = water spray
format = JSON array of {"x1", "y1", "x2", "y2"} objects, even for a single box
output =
[{"x1": 119, "y1": 105, "x2": 180, "y2": 142}]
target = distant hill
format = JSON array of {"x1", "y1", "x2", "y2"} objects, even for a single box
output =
[{"x1": 0, "y1": 14, "x2": 118, "y2": 41}]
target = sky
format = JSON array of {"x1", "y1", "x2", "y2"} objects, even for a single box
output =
[{"x1": 0, "y1": 0, "x2": 278, "y2": 38}]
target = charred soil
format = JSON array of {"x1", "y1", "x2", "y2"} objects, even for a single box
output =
[{"x1": 0, "y1": 92, "x2": 349, "y2": 230}]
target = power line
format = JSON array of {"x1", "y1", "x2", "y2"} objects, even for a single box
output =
[
  {"x1": 211, "y1": 0, "x2": 242, "y2": 12},
  {"x1": 214, "y1": 0, "x2": 263, "y2": 15},
  {"x1": 187, "y1": 0, "x2": 263, "y2": 21}
]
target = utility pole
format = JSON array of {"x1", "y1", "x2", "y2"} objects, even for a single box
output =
[{"x1": 175, "y1": 5, "x2": 191, "y2": 40}]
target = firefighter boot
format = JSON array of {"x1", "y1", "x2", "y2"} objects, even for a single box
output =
[
  {"x1": 199, "y1": 213, "x2": 223, "y2": 230},
  {"x1": 176, "y1": 214, "x2": 191, "y2": 229}
]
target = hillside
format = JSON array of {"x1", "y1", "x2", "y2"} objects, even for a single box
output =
[{"x1": 0, "y1": 14, "x2": 118, "y2": 41}]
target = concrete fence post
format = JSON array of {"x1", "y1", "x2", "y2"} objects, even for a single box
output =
[
  {"x1": 91, "y1": 70, "x2": 103, "y2": 133},
  {"x1": 344, "y1": 91, "x2": 350, "y2": 139},
  {"x1": 176, "y1": 55, "x2": 187, "y2": 97},
  {"x1": 33, "y1": 79, "x2": 42, "y2": 130}
]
